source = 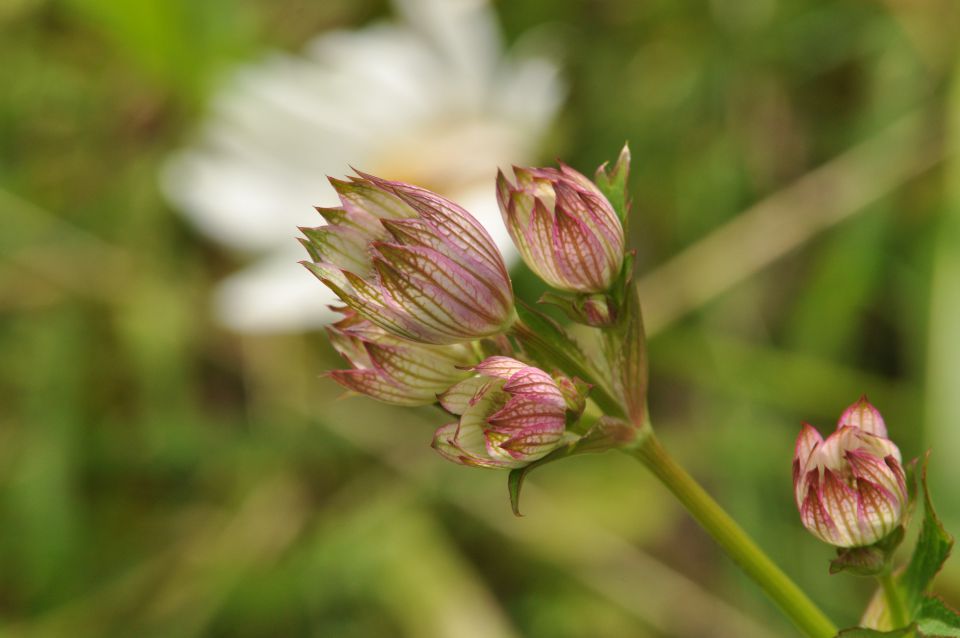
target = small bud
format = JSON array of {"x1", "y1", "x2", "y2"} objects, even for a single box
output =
[
  {"x1": 432, "y1": 356, "x2": 573, "y2": 468},
  {"x1": 496, "y1": 163, "x2": 624, "y2": 293},
  {"x1": 793, "y1": 398, "x2": 908, "y2": 548},
  {"x1": 301, "y1": 173, "x2": 515, "y2": 345},
  {"x1": 326, "y1": 309, "x2": 473, "y2": 406}
]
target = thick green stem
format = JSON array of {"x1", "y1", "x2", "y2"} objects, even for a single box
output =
[
  {"x1": 878, "y1": 570, "x2": 908, "y2": 629},
  {"x1": 627, "y1": 435, "x2": 838, "y2": 638}
]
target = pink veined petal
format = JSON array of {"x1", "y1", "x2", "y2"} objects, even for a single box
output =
[
  {"x1": 328, "y1": 369, "x2": 433, "y2": 406},
  {"x1": 799, "y1": 475, "x2": 842, "y2": 546},
  {"x1": 521, "y1": 198, "x2": 566, "y2": 288},
  {"x1": 357, "y1": 172, "x2": 509, "y2": 282},
  {"x1": 380, "y1": 218, "x2": 508, "y2": 298},
  {"x1": 794, "y1": 423, "x2": 824, "y2": 506},
  {"x1": 473, "y1": 356, "x2": 529, "y2": 381},
  {"x1": 365, "y1": 341, "x2": 467, "y2": 390},
  {"x1": 856, "y1": 478, "x2": 900, "y2": 544},
  {"x1": 499, "y1": 422, "x2": 566, "y2": 457},
  {"x1": 487, "y1": 395, "x2": 566, "y2": 431},
  {"x1": 837, "y1": 395, "x2": 888, "y2": 438},
  {"x1": 845, "y1": 450, "x2": 906, "y2": 507},
  {"x1": 820, "y1": 468, "x2": 860, "y2": 547},
  {"x1": 552, "y1": 204, "x2": 611, "y2": 291},
  {"x1": 373, "y1": 244, "x2": 510, "y2": 338}
]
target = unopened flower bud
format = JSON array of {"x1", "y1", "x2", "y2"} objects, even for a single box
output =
[
  {"x1": 432, "y1": 356, "x2": 576, "y2": 468},
  {"x1": 326, "y1": 309, "x2": 473, "y2": 406},
  {"x1": 793, "y1": 397, "x2": 908, "y2": 548},
  {"x1": 496, "y1": 163, "x2": 624, "y2": 293},
  {"x1": 302, "y1": 173, "x2": 515, "y2": 345}
]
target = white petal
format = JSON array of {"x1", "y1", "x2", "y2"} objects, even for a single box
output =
[{"x1": 213, "y1": 253, "x2": 338, "y2": 333}]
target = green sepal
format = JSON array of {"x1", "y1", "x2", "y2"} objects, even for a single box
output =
[
  {"x1": 508, "y1": 417, "x2": 639, "y2": 516},
  {"x1": 831, "y1": 527, "x2": 906, "y2": 576},
  {"x1": 593, "y1": 143, "x2": 631, "y2": 226},
  {"x1": 900, "y1": 453, "x2": 954, "y2": 616}
]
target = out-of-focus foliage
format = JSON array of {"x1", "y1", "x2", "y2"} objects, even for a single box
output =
[{"x1": 1, "y1": 0, "x2": 959, "y2": 636}]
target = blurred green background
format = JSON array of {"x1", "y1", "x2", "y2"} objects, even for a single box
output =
[{"x1": 2, "y1": 0, "x2": 959, "y2": 636}]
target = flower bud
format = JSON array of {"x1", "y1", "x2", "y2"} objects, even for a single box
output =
[
  {"x1": 326, "y1": 309, "x2": 473, "y2": 406},
  {"x1": 432, "y1": 356, "x2": 576, "y2": 468},
  {"x1": 496, "y1": 164, "x2": 624, "y2": 293},
  {"x1": 301, "y1": 173, "x2": 515, "y2": 345},
  {"x1": 793, "y1": 397, "x2": 908, "y2": 548}
]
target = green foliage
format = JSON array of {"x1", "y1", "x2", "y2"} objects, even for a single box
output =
[
  {"x1": 901, "y1": 455, "x2": 955, "y2": 616},
  {"x1": 916, "y1": 597, "x2": 960, "y2": 637}
]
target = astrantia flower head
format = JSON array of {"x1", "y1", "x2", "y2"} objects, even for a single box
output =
[
  {"x1": 496, "y1": 162, "x2": 625, "y2": 293},
  {"x1": 432, "y1": 356, "x2": 576, "y2": 468},
  {"x1": 302, "y1": 173, "x2": 516, "y2": 345},
  {"x1": 326, "y1": 309, "x2": 474, "y2": 406},
  {"x1": 793, "y1": 397, "x2": 908, "y2": 548}
]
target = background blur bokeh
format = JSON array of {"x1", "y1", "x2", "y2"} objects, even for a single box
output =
[{"x1": 2, "y1": 0, "x2": 959, "y2": 636}]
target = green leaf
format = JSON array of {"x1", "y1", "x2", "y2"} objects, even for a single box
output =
[
  {"x1": 835, "y1": 627, "x2": 916, "y2": 637},
  {"x1": 593, "y1": 143, "x2": 631, "y2": 225},
  {"x1": 900, "y1": 454, "x2": 954, "y2": 616},
  {"x1": 916, "y1": 596, "x2": 960, "y2": 637}
]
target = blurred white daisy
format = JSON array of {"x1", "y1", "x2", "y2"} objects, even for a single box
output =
[{"x1": 162, "y1": 0, "x2": 563, "y2": 333}]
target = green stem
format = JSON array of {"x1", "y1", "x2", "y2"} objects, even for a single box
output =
[
  {"x1": 878, "y1": 570, "x2": 908, "y2": 629},
  {"x1": 627, "y1": 435, "x2": 838, "y2": 638}
]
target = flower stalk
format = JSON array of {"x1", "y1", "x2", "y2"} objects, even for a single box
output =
[
  {"x1": 878, "y1": 569, "x2": 908, "y2": 630},
  {"x1": 627, "y1": 434, "x2": 839, "y2": 638}
]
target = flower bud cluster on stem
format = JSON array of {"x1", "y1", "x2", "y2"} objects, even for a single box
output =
[{"x1": 296, "y1": 146, "x2": 958, "y2": 638}]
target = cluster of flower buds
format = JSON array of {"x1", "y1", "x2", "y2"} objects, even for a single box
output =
[
  {"x1": 793, "y1": 397, "x2": 908, "y2": 548},
  {"x1": 302, "y1": 155, "x2": 632, "y2": 471}
]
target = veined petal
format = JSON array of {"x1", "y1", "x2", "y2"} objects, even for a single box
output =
[
  {"x1": 329, "y1": 369, "x2": 432, "y2": 406},
  {"x1": 358, "y1": 172, "x2": 508, "y2": 279},
  {"x1": 300, "y1": 225, "x2": 373, "y2": 275},
  {"x1": 800, "y1": 476, "x2": 843, "y2": 546},
  {"x1": 432, "y1": 422, "x2": 513, "y2": 469},
  {"x1": 820, "y1": 468, "x2": 859, "y2": 547},
  {"x1": 473, "y1": 356, "x2": 529, "y2": 381},
  {"x1": 838, "y1": 395, "x2": 888, "y2": 438},
  {"x1": 374, "y1": 243, "x2": 511, "y2": 336},
  {"x1": 439, "y1": 376, "x2": 496, "y2": 415},
  {"x1": 552, "y1": 204, "x2": 611, "y2": 291},
  {"x1": 330, "y1": 177, "x2": 415, "y2": 220},
  {"x1": 365, "y1": 341, "x2": 469, "y2": 390}
]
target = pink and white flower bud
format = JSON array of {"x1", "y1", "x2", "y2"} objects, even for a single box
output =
[
  {"x1": 793, "y1": 398, "x2": 908, "y2": 548},
  {"x1": 432, "y1": 356, "x2": 574, "y2": 468},
  {"x1": 496, "y1": 164, "x2": 624, "y2": 293},
  {"x1": 326, "y1": 309, "x2": 473, "y2": 406},
  {"x1": 301, "y1": 173, "x2": 515, "y2": 345}
]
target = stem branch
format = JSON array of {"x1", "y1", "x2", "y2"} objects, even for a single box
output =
[
  {"x1": 627, "y1": 435, "x2": 838, "y2": 638},
  {"x1": 878, "y1": 570, "x2": 908, "y2": 629}
]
